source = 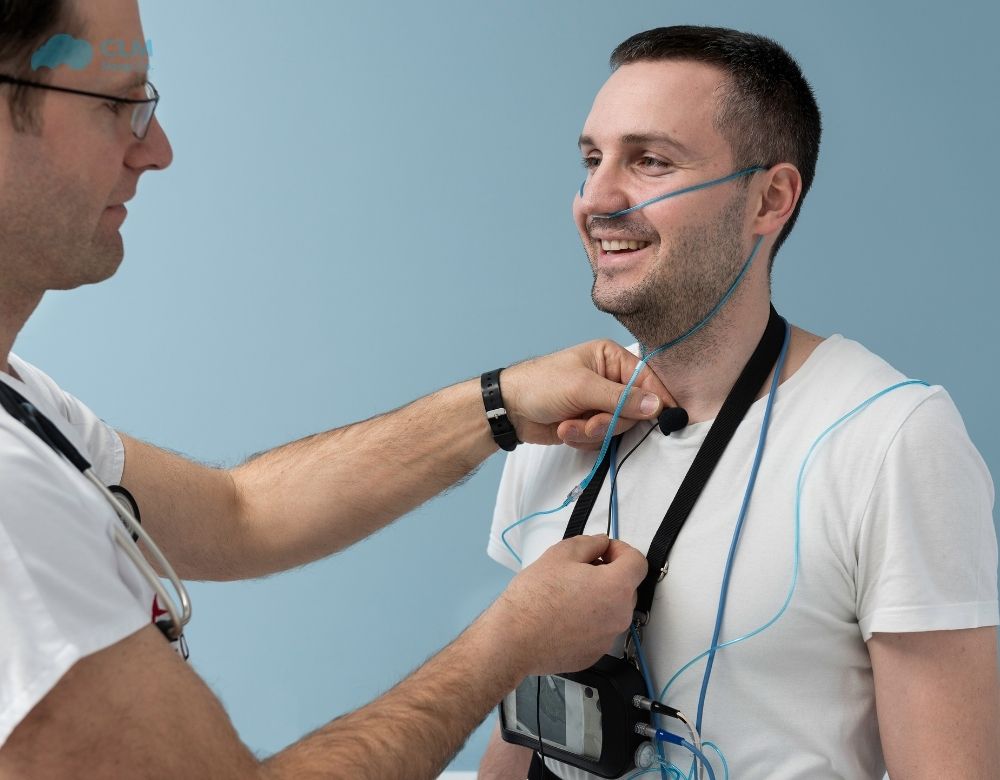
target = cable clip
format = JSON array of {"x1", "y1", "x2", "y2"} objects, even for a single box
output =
[{"x1": 625, "y1": 612, "x2": 647, "y2": 666}]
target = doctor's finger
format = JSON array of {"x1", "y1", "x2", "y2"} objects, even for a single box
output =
[
  {"x1": 604, "y1": 346, "x2": 675, "y2": 406},
  {"x1": 601, "y1": 540, "x2": 649, "y2": 585},
  {"x1": 556, "y1": 414, "x2": 637, "y2": 448}
]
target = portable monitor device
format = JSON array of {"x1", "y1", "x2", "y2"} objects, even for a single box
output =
[{"x1": 499, "y1": 654, "x2": 649, "y2": 778}]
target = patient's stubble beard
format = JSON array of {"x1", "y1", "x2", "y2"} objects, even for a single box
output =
[{"x1": 588, "y1": 193, "x2": 747, "y2": 358}]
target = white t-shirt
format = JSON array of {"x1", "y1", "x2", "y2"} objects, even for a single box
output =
[
  {"x1": 488, "y1": 335, "x2": 998, "y2": 780},
  {"x1": 0, "y1": 354, "x2": 158, "y2": 748}
]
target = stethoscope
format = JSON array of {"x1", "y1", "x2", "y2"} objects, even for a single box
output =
[{"x1": 0, "y1": 379, "x2": 191, "y2": 643}]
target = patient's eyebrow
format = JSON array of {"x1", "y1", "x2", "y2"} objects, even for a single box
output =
[{"x1": 578, "y1": 132, "x2": 695, "y2": 158}]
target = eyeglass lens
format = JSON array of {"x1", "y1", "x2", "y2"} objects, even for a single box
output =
[{"x1": 131, "y1": 83, "x2": 157, "y2": 139}]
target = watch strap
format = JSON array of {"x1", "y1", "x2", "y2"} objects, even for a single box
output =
[{"x1": 481, "y1": 368, "x2": 519, "y2": 451}]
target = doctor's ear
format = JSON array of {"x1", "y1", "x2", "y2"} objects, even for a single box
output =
[{"x1": 751, "y1": 163, "x2": 801, "y2": 239}]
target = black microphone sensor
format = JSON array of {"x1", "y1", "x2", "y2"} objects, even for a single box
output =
[{"x1": 657, "y1": 406, "x2": 689, "y2": 435}]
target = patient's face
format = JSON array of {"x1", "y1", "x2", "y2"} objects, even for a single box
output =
[{"x1": 573, "y1": 59, "x2": 753, "y2": 346}]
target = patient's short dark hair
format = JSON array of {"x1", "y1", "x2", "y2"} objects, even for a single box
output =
[{"x1": 611, "y1": 26, "x2": 822, "y2": 261}]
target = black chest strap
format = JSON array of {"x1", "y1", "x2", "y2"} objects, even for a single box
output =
[{"x1": 564, "y1": 306, "x2": 787, "y2": 619}]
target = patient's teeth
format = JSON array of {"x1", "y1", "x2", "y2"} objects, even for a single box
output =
[{"x1": 599, "y1": 239, "x2": 651, "y2": 251}]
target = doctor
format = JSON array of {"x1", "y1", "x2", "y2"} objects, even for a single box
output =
[{"x1": 0, "y1": 0, "x2": 671, "y2": 777}]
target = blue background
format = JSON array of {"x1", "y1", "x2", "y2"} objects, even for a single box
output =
[{"x1": 16, "y1": 0, "x2": 998, "y2": 772}]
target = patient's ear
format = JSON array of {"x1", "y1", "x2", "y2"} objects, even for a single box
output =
[{"x1": 752, "y1": 163, "x2": 801, "y2": 239}]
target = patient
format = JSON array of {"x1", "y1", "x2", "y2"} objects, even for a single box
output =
[{"x1": 478, "y1": 24, "x2": 999, "y2": 780}]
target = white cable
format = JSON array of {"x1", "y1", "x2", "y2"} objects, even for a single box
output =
[{"x1": 673, "y1": 709, "x2": 704, "y2": 780}]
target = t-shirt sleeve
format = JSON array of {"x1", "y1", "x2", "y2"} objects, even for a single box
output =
[
  {"x1": 855, "y1": 390, "x2": 998, "y2": 641},
  {"x1": 487, "y1": 450, "x2": 531, "y2": 572},
  {"x1": 0, "y1": 431, "x2": 148, "y2": 748},
  {"x1": 51, "y1": 386, "x2": 124, "y2": 486},
  {"x1": 8, "y1": 355, "x2": 124, "y2": 486}
]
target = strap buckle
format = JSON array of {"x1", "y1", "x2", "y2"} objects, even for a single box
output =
[{"x1": 481, "y1": 369, "x2": 519, "y2": 452}]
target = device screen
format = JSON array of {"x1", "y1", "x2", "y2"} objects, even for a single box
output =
[{"x1": 504, "y1": 675, "x2": 602, "y2": 760}]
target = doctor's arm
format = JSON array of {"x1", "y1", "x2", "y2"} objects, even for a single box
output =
[
  {"x1": 868, "y1": 626, "x2": 1000, "y2": 779},
  {"x1": 118, "y1": 340, "x2": 670, "y2": 581},
  {"x1": 0, "y1": 535, "x2": 647, "y2": 780}
]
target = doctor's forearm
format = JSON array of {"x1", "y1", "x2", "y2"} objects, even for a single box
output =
[
  {"x1": 122, "y1": 342, "x2": 662, "y2": 581},
  {"x1": 261, "y1": 605, "x2": 527, "y2": 780},
  {"x1": 229, "y1": 378, "x2": 496, "y2": 577}
]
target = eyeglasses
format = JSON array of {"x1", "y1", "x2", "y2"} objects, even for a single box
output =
[{"x1": 0, "y1": 75, "x2": 160, "y2": 139}]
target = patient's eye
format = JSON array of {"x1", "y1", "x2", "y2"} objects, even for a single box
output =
[{"x1": 637, "y1": 156, "x2": 672, "y2": 171}]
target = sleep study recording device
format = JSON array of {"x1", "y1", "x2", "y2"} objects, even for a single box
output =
[
  {"x1": 500, "y1": 307, "x2": 788, "y2": 777},
  {"x1": 500, "y1": 655, "x2": 649, "y2": 777}
]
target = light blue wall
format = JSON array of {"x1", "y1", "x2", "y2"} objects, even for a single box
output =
[{"x1": 16, "y1": 0, "x2": 998, "y2": 771}]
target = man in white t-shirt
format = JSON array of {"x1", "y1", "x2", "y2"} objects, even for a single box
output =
[
  {"x1": 0, "y1": 2, "x2": 684, "y2": 778},
  {"x1": 479, "y1": 26, "x2": 999, "y2": 780}
]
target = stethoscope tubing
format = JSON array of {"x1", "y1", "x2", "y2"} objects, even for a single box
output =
[
  {"x1": 83, "y1": 469, "x2": 192, "y2": 640},
  {"x1": 0, "y1": 380, "x2": 191, "y2": 641}
]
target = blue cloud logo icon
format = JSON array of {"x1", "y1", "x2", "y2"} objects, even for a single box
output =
[{"x1": 31, "y1": 34, "x2": 93, "y2": 72}]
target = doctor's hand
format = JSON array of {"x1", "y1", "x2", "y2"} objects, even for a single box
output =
[
  {"x1": 499, "y1": 340, "x2": 674, "y2": 451},
  {"x1": 482, "y1": 534, "x2": 648, "y2": 676},
  {"x1": 0, "y1": 534, "x2": 647, "y2": 780}
]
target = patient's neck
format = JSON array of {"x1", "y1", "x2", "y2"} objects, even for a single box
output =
[{"x1": 641, "y1": 298, "x2": 822, "y2": 424}]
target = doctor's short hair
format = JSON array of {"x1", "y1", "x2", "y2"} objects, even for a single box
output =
[
  {"x1": 0, "y1": 0, "x2": 82, "y2": 132},
  {"x1": 610, "y1": 26, "x2": 822, "y2": 262}
]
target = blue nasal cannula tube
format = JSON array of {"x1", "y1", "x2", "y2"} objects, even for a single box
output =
[{"x1": 500, "y1": 166, "x2": 768, "y2": 564}]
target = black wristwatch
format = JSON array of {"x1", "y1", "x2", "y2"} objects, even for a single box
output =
[{"x1": 480, "y1": 368, "x2": 520, "y2": 451}]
